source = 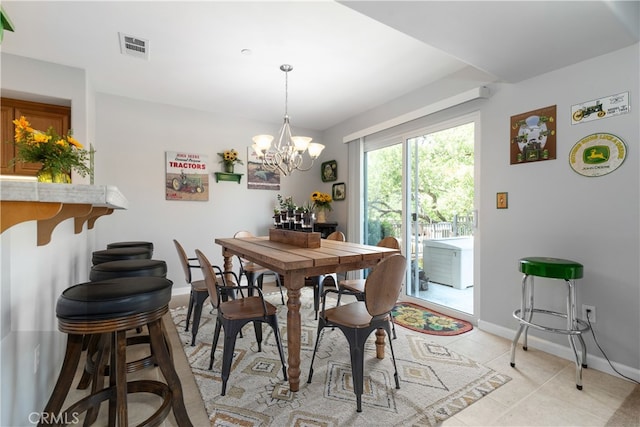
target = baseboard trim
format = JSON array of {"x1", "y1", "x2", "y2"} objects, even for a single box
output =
[{"x1": 478, "y1": 319, "x2": 640, "y2": 383}]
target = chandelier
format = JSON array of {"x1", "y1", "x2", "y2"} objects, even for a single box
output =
[{"x1": 252, "y1": 64, "x2": 325, "y2": 176}]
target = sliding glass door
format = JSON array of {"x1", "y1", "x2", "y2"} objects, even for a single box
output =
[{"x1": 363, "y1": 114, "x2": 477, "y2": 317}]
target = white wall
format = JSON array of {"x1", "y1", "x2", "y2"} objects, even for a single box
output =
[
  {"x1": 1, "y1": 54, "x2": 93, "y2": 426},
  {"x1": 92, "y1": 93, "x2": 326, "y2": 292},
  {"x1": 322, "y1": 45, "x2": 640, "y2": 378},
  {"x1": 1, "y1": 43, "x2": 638, "y2": 426},
  {"x1": 479, "y1": 44, "x2": 639, "y2": 373}
]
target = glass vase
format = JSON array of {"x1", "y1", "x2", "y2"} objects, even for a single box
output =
[
  {"x1": 224, "y1": 163, "x2": 234, "y2": 173},
  {"x1": 37, "y1": 170, "x2": 71, "y2": 184}
]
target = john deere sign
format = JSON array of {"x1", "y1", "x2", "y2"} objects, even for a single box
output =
[{"x1": 569, "y1": 133, "x2": 627, "y2": 177}]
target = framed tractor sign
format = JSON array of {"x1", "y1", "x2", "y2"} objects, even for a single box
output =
[{"x1": 165, "y1": 151, "x2": 209, "y2": 201}]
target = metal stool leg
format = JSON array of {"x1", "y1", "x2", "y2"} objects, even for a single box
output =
[
  {"x1": 565, "y1": 279, "x2": 588, "y2": 389},
  {"x1": 511, "y1": 274, "x2": 533, "y2": 367}
]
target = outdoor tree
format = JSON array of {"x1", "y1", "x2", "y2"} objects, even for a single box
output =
[{"x1": 366, "y1": 122, "x2": 474, "y2": 234}]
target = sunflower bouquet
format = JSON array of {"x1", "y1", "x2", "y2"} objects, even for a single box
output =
[
  {"x1": 311, "y1": 191, "x2": 333, "y2": 211},
  {"x1": 218, "y1": 149, "x2": 243, "y2": 172},
  {"x1": 11, "y1": 116, "x2": 91, "y2": 179}
]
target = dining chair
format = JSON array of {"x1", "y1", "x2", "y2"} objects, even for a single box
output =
[
  {"x1": 307, "y1": 253, "x2": 407, "y2": 412},
  {"x1": 311, "y1": 230, "x2": 346, "y2": 319},
  {"x1": 174, "y1": 239, "x2": 210, "y2": 346},
  {"x1": 337, "y1": 236, "x2": 401, "y2": 336},
  {"x1": 233, "y1": 231, "x2": 285, "y2": 304},
  {"x1": 195, "y1": 249, "x2": 288, "y2": 396}
]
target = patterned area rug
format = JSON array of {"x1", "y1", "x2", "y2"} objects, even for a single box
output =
[
  {"x1": 170, "y1": 288, "x2": 510, "y2": 426},
  {"x1": 392, "y1": 302, "x2": 474, "y2": 336}
]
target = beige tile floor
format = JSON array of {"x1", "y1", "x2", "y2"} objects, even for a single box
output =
[{"x1": 58, "y1": 288, "x2": 638, "y2": 426}]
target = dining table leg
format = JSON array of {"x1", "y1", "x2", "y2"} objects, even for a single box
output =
[
  {"x1": 283, "y1": 271, "x2": 305, "y2": 392},
  {"x1": 222, "y1": 251, "x2": 234, "y2": 284},
  {"x1": 375, "y1": 328, "x2": 386, "y2": 359}
]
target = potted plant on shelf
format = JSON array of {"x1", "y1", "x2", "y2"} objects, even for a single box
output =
[
  {"x1": 217, "y1": 149, "x2": 243, "y2": 173},
  {"x1": 11, "y1": 116, "x2": 92, "y2": 183}
]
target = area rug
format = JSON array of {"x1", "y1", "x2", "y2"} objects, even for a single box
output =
[
  {"x1": 392, "y1": 302, "x2": 473, "y2": 336},
  {"x1": 170, "y1": 288, "x2": 510, "y2": 426}
]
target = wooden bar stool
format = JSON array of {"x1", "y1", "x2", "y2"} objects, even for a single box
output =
[
  {"x1": 90, "y1": 259, "x2": 167, "y2": 281},
  {"x1": 76, "y1": 259, "x2": 169, "y2": 389},
  {"x1": 510, "y1": 257, "x2": 590, "y2": 389},
  {"x1": 40, "y1": 276, "x2": 192, "y2": 427}
]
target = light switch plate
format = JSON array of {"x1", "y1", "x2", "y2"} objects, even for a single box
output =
[{"x1": 497, "y1": 192, "x2": 508, "y2": 209}]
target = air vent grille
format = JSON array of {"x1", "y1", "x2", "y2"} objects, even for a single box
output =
[{"x1": 119, "y1": 32, "x2": 149, "y2": 60}]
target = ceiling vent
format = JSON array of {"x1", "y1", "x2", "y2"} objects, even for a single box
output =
[{"x1": 118, "y1": 32, "x2": 149, "y2": 60}]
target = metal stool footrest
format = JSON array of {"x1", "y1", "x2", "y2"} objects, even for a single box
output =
[{"x1": 512, "y1": 308, "x2": 591, "y2": 336}]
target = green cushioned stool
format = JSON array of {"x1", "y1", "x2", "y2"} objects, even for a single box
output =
[{"x1": 510, "y1": 257, "x2": 590, "y2": 390}]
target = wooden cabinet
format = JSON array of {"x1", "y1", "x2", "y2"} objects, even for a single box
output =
[{"x1": 1, "y1": 98, "x2": 71, "y2": 176}]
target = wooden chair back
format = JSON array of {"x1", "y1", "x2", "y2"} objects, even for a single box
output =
[
  {"x1": 364, "y1": 253, "x2": 406, "y2": 317},
  {"x1": 234, "y1": 230, "x2": 253, "y2": 238},
  {"x1": 377, "y1": 236, "x2": 400, "y2": 250},
  {"x1": 195, "y1": 249, "x2": 223, "y2": 308},
  {"x1": 326, "y1": 231, "x2": 345, "y2": 241},
  {"x1": 173, "y1": 239, "x2": 193, "y2": 284}
]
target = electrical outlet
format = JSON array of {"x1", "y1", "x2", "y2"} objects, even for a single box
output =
[
  {"x1": 581, "y1": 304, "x2": 596, "y2": 323},
  {"x1": 34, "y1": 344, "x2": 40, "y2": 374}
]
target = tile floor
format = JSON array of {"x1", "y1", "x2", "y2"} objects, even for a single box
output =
[{"x1": 59, "y1": 289, "x2": 637, "y2": 426}]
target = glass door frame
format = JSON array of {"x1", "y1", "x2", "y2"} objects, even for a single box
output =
[{"x1": 359, "y1": 112, "x2": 480, "y2": 324}]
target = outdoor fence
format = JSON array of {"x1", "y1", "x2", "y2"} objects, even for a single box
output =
[{"x1": 387, "y1": 214, "x2": 474, "y2": 240}]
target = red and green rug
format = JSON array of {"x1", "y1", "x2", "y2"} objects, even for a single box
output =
[{"x1": 392, "y1": 301, "x2": 473, "y2": 336}]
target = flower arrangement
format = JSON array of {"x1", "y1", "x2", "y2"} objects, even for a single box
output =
[
  {"x1": 11, "y1": 116, "x2": 91, "y2": 180},
  {"x1": 218, "y1": 149, "x2": 243, "y2": 172},
  {"x1": 311, "y1": 191, "x2": 332, "y2": 211}
]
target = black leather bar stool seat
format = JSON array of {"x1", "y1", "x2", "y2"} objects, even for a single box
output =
[
  {"x1": 90, "y1": 259, "x2": 167, "y2": 281},
  {"x1": 92, "y1": 247, "x2": 152, "y2": 265},
  {"x1": 41, "y1": 277, "x2": 192, "y2": 427},
  {"x1": 107, "y1": 241, "x2": 154, "y2": 257}
]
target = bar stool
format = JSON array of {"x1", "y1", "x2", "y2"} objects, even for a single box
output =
[
  {"x1": 41, "y1": 276, "x2": 192, "y2": 426},
  {"x1": 92, "y1": 247, "x2": 152, "y2": 265},
  {"x1": 510, "y1": 257, "x2": 590, "y2": 389},
  {"x1": 90, "y1": 259, "x2": 167, "y2": 281},
  {"x1": 77, "y1": 259, "x2": 169, "y2": 389},
  {"x1": 107, "y1": 241, "x2": 154, "y2": 257}
]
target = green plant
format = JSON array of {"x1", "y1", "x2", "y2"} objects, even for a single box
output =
[
  {"x1": 300, "y1": 201, "x2": 313, "y2": 214},
  {"x1": 277, "y1": 194, "x2": 296, "y2": 211}
]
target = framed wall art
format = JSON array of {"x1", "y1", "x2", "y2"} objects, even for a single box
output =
[
  {"x1": 321, "y1": 160, "x2": 337, "y2": 182},
  {"x1": 510, "y1": 105, "x2": 556, "y2": 165},
  {"x1": 332, "y1": 182, "x2": 346, "y2": 201},
  {"x1": 165, "y1": 151, "x2": 209, "y2": 201},
  {"x1": 246, "y1": 147, "x2": 281, "y2": 190}
]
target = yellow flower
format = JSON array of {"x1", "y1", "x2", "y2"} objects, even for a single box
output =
[
  {"x1": 10, "y1": 116, "x2": 92, "y2": 178},
  {"x1": 218, "y1": 148, "x2": 243, "y2": 165},
  {"x1": 311, "y1": 191, "x2": 333, "y2": 211},
  {"x1": 33, "y1": 132, "x2": 51, "y2": 144},
  {"x1": 66, "y1": 136, "x2": 83, "y2": 149}
]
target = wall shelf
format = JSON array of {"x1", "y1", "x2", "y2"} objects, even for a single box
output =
[
  {"x1": 215, "y1": 172, "x2": 243, "y2": 184},
  {"x1": 0, "y1": 181, "x2": 128, "y2": 245}
]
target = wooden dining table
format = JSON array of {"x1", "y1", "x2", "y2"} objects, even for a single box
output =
[{"x1": 215, "y1": 234, "x2": 400, "y2": 392}]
